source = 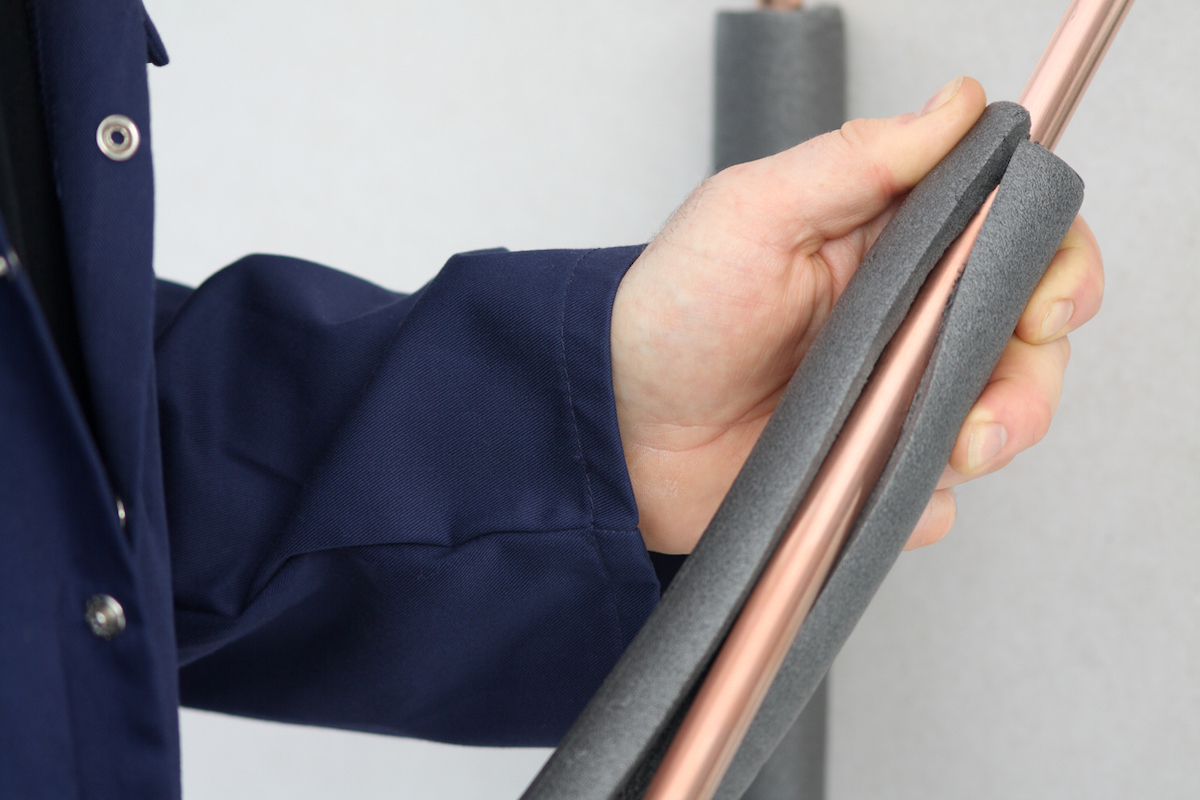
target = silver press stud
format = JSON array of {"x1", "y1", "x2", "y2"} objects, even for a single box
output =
[
  {"x1": 1, "y1": 249, "x2": 19, "y2": 278},
  {"x1": 115, "y1": 496, "x2": 127, "y2": 529},
  {"x1": 96, "y1": 115, "x2": 140, "y2": 161},
  {"x1": 85, "y1": 594, "x2": 126, "y2": 640}
]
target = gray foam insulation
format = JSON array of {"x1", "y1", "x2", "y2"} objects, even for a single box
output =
[
  {"x1": 519, "y1": 102, "x2": 1082, "y2": 800},
  {"x1": 740, "y1": 677, "x2": 827, "y2": 800},
  {"x1": 713, "y1": 7, "x2": 845, "y2": 172},
  {"x1": 715, "y1": 9, "x2": 848, "y2": 798},
  {"x1": 713, "y1": 137, "x2": 1083, "y2": 800}
]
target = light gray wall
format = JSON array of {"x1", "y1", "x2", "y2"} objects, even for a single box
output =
[
  {"x1": 829, "y1": 2, "x2": 1200, "y2": 798},
  {"x1": 144, "y1": 1, "x2": 1199, "y2": 797}
]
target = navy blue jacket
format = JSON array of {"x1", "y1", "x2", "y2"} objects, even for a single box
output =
[{"x1": 0, "y1": 3, "x2": 661, "y2": 797}]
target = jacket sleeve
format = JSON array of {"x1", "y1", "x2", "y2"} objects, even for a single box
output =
[{"x1": 154, "y1": 246, "x2": 660, "y2": 747}]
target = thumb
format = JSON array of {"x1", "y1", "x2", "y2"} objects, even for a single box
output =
[{"x1": 734, "y1": 76, "x2": 988, "y2": 249}]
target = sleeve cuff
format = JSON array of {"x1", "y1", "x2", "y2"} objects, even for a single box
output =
[{"x1": 558, "y1": 246, "x2": 663, "y2": 638}]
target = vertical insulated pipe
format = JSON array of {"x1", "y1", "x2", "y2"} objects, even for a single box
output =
[
  {"x1": 712, "y1": 6, "x2": 845, "y2": 800},
  {"x1": 713, "y1": 6, "x2": 845, "y2": 173},
  {"x1": 650, "y1": 3, "x2": 1133, "y2": 800}
]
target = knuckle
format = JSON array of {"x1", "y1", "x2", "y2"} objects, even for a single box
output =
[
  {"x1": 940, "y1": 490, "x2": 958, "y2": 532},
  {"x1": 834, "y1": 118, "x2": 897, "y2": 197},
  {"x1": 709, "y1": 161, "x2": 747, "y2": 187},
  {"x1": 836, "y1": 117, "x2": 883, "y2": 150},
  {"x1": 1028, "y1": 392, "x2": 1056, "y2": 445},
  {"x1": 1088, "y1": 258, "x2": 1106, "y2": 305},
  {"x1": 836, "y1": 118, "x2": 871, "y2": 147}
]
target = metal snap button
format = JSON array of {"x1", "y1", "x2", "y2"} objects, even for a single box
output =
[
  {"x1": 0, "y1": 249, "x2": 19, "y2": 278},
  {"x1": 85, "y1": 594, "x2": 126, "y2": 640},
  {"x1": 115, "y1": 496, "x2": 127, "y2": 529},
  {"x1": 96, "y1": 115, "x2": 140, "y2": 161}
]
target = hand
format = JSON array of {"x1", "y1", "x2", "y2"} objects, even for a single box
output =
[{"x1": 611, "y1": 76, "x2": 1104, "y2": 555}]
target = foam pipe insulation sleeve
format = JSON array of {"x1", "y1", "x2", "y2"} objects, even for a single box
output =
[
  {"x1": 712, "y1": 7, "x2": 845, "y2": 172},
  {"x1": 519, "y1": 102, "x2": 1082, "y2": 800},
  {"x1": 712, "y1": 124, "x2": 1083, "y2": 800},
  {"x1": 717, "y1": 8, "x2": 847, "y2": 799},
  {"x1": 738, "y1": 677, "x2": 826, "y2": 800}
]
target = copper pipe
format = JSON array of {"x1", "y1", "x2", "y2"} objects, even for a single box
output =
[
  {"x1": 643, "y1": 192, "x2": 998, "y2": 800},
  {"x1": 1019, "y1": 0, "x2": 1135, "y2": 149},
  {"x1": 643, "y1": 3, "x2": 1133, "y2": 799}
]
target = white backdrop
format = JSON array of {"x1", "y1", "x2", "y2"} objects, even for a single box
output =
[{"x1": 144, "y1": 1, "x2": 1200, "y2": 797}]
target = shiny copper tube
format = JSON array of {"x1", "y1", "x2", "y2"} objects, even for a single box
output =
[
  {"x1": 643, "y1": 3, "x2": 1133, "y2": 799},
  {"x1": 642, "y1": 192, "x2": 998, "y2": 800},
  {"x1": 1019, "y1": 0, "x2": 1135, "y2": 149}
]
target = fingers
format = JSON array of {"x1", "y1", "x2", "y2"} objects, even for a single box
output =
[
  {"x1": 904, "y1": 488, "x2": 957, "y2": 550},
  {"x1": 935, "y1": 218, "x2": 1097, "y2": 491},
  {"x1": 915, "y1": 218, "x2": 1098, "y2": 553},
  {"x1": 921, "y1": 216, "x2": 1100, "y2": 543},
  {"x1": 941, "y1": 335, "x2": 1071, "y2": 485},
  {"x1": 1015, "y1": 216, "x2": 1104, "y2": 345},
  {"x1": 894, "y1": 310, "x2": 1077, "y2": 550},
  {"x1": 732, "y1": 76, "x2": 987, "y2": 253}
]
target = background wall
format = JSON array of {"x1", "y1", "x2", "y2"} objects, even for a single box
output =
[{"x1": 144, "y1": 1, "x2": 1199, "y2": 797}]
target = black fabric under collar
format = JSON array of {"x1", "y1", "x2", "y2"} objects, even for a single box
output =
[{"x1": 0, "y1": 0, "x2": 93, "y2": 422}]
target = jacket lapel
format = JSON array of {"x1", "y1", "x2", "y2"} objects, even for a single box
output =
[{"x1": 28, "y1": 0, "x2": 158, "y2": 506}]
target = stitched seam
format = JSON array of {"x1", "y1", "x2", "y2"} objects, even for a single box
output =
[
  {"x1": 558, "y1": 249, "x2": 599, "y2": 528},
  {"x1": 558, "y1": 249, "x2": 630, "y2": 645}
]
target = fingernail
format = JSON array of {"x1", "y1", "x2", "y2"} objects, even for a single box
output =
[
  {"x1": 967, "y1": 422, "x2": 1007, "y2": 472},
  {"x1": 1039, "y1": 299, "x2": 1075, "y2": 340},
  {"x1": 917, "y1": 76, "x2": 964, "y2": 117}
]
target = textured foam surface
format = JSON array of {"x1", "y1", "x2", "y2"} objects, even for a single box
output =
[
  {"x1": 713, "y1": 139, "x2": 1083, "y2": 800},
  {"x1": 519, "y1": 102, "x2": 1033, "y2": 800},
  {"x1": 713, "y1": 7, "x2": 845, "y2": 172},
  {"x1": 715, "y1": 10, "x2": 846, "y2": 796},
  {"x1": 740, "y1": 677, "x2": 827, "y2": 800}
]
